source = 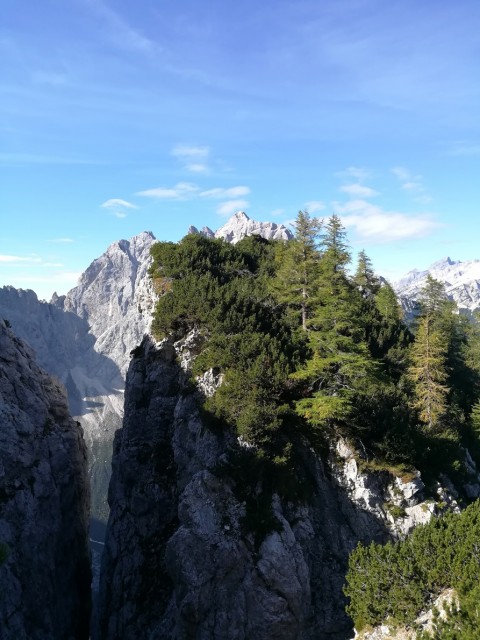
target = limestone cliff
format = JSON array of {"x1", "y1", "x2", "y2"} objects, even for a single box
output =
[
  {"x1": 0, "y1": 231, "x2": 157, "y2": 521},
  {"x1": 95, "y1": 335, "x2": 389, "y2": 640},
  {"x1": 0, "y1": 321, "x2": 91, "y2": 639}
]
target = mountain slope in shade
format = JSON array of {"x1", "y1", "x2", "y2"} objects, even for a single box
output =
[
  {"x1": 0, "y1": 320, "x2": 91, "y2": 639},
  {"x1": 189, "y1": 211, "x2": 293, "y2": 244},
  {"x1": 394, "y1": 256, "x2": 480, "y2": 313},
  {"x1": 0, "y1": 231, "x2": 157, "y2": 521}
]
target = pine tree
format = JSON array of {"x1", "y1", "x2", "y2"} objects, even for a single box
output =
[
  {"x1": 374, "y1": 281, "x2": 403, "y2": 322},
  {"x1": 293, "y1": 215, "x2": 378, "y2": 426},
  {"x1": 354, "y1": 249, "x2": 380, "y2": 297},
  {"x1": 273, "y1": 210, "x2": 322, "y2": 331},
  {"x1": 408, "y1": 314, "x2": 449, "y2": 430}
]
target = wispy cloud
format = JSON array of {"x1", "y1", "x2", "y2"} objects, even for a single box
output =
[
  {"x1": 217, "y1": 200, "x2": 250, "y2": 217},
  {"x1": 83, "y1": 0, "x2": 160, "y2": 56},
  {"x1": 391, "y1": 166, "x2": 423, "y2": 192},
  {"x1": 334, "y1": 199, "x2": 441, "y2": 243},
  {"x1": 101, "y1": 197, "x2": 138, "y2": 219},
  {"x1": 304, "y1": 200, "x2": 326, "y2": 213},
  {"x1": 336, "y1": 166, "x2": 372, "y2": 182},
  {"x1": 200, "y1": 186, "x2": 250, "y2": 198},
  {"x1": 101, "y1": 198, "x2": 138, "y2": 210},
  {"x1": 0, "y1": 255, "x2": 42, "y2": 264},
  {"x1": 0, "y1": 153, "x2": 100, "y2": 166},
  {"x1": 186, "y1": 163, "x2": 209, "y2": 173},
  {"x1": 270, "y1": 208, "x2": 285, "y2": 218},
  {"x1": 172, "y1": 145, "x2": 209, "y2": 159},
  {"x1": 341, "y1": 184, "x2": 379, "y2": 198},
  {"x1": 172, "y1": 145, "x2": 210, "y2": 173},
  {"x1": 49, "y1": 238, "x2": 74, "y2": 244},
  {"x1": 136, "y1": 182, "x2": 199, "y2": 199}
]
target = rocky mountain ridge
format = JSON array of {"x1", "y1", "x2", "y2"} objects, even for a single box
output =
[
  {"x1": 0, "y1": 230, "x2": 157, "y2": 521},
  {"x1": 188, "y1": 210, "x2": 294, "y2": 244},
  {"x1": 394, "y1": 256, "x2": 480, "y2": 313}
]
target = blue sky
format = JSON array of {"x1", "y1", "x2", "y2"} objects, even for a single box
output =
[{"x1": 1, "y1": 0, "x2": 480, "y2": 300}]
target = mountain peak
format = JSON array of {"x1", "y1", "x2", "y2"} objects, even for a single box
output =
[{"x1": 188, "y1": 212, "x2": 293, "y2": 244}]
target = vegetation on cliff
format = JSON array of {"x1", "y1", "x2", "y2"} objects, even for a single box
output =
[
  {"x1": 150, "y1": 212, "x2": 480, "y2": 484},
  {"x1": 344, "y1": 500, "x2": 480, "y2": 637},
  {"x1": 149, "y1": 212, "x2": 480, "y2": 628}
]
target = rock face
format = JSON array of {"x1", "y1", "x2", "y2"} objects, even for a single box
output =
[
  {"x1": 0, "y1": 321, "x2": 91, "y2": 639},
  {"x1": 190, "y1": 211, "x2": 293, "y2": 244},
  {"x1": 95, "y1": 335, "x2": 389, "y2": 640},
  {"x1": 0, "y1": 231, "x2": 157, "y2": 521},
  {"x1": 394, "y1": 256, "x2": 480, "y2": 314}
]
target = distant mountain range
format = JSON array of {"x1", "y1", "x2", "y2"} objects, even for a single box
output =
[{"x1": 394, "y1": 256, "x2": 480, "y2": 314}]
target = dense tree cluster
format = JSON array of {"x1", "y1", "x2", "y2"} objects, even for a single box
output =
[
  {"x1": 150, "y1": 211, "x2": 480, "y2": 482},
  {"x1": 344, "y1": 500, "x2": 480, "y2": 637}
]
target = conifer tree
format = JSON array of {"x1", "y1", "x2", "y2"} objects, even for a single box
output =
[
  {"x1": 293, "y1": 214, "x2": 378, "y2": 426},
  {"x1": 273, "y1": 210, "x2": 322, "y2": 330},
  {"x1": 374, "y1": 281, "x2": 403, "y2": 322},
  {"x1": 354, "y1": 249, "x2": 380, "y2": 297},
  {"x1": 408, "y1": 288, "x2": 449, "y2": 429}
]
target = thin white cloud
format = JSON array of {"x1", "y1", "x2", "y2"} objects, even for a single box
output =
[
  {"x1": 49, "y1": 238, "x2": 74, "y2": 244},
  {"x1": 334, "y1": 199, "x2": 441, "y2": 243},
  {"x1": 111, "y1": 211, "x2": 127, "y2": 219},
  {"x1": 200, "y1": 186, "x2": 250, "y2": 198},
  {"x1": 101, "y1": 198, "x2": 138, "y2": 210},
  {"x1": 391, "y1": 166, "x2": 425, "y2": 193},
  {"x1": 172, "y1": 145, "x2": 209, "y2": 159},
  {"x1": 341, "y1": 184, "x2": 379, "y2": 198},
  {"x1": 337, "y1": 166, "x2": 372, "y2": 182},
  {"x1": 270, "y1": 208, "x2": 285, "y2": 218},
  {"x1": 136, "y1": 182, "x2": 199, "y2": 199},
  {"x1": 172, "y1": 145, "x2": 211, "y2": 173},
  {"x1": 84, "y1": 0, "x2": 159, "y2": 56},
  {"x1": 186, "y1": 163, "x2": 209, "y2": 173},
  {"x1": 217, "y1": 200, "x2": 250, "y2": 217},
  {"x1": 304, "y1": 200, "x2": 326, "y2": 213},
  {"x1": 0, "y1": 255, "x2": 42, "y2": 264}
]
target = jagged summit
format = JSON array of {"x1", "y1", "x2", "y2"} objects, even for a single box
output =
[
  {"x1": 188, "y1": 211, "x2": 293, "y2": 244},
  {"x1": 395, "y1": 256, "x2": 480, "y2": 312}
]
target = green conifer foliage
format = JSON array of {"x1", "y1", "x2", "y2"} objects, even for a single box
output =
[
  {"x1": 273, "y1": 210, "x2": 322, "y2": 331},
  {"x1": 293, "y1": 215, "x2": 379, "y2": 426},
  {"x1": 354, "y1": 249, "x2": 380, "y2": 297},
  {"x1": 408, "y1": 315, "x2": 449, "y2": 430},
  {"x1": 344, "y1": 501, "x2": 480, "y2": 635},
  {"x1": 375, "y1": 281, "x2": 403, "y2": 323}
]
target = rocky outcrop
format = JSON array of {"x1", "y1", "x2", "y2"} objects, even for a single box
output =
[
  {"x1": 0, "y1": 321, "x2": 91, "y2": 639},
  {"x1": 0, "y1": 231, "x2": 157, "y2": 521},
  {"x1": 332, "y1": 439, "x2": 435, "y2": 538},
  {"x1": 95, "y1": 335, "x2": 389, "y2": 640},
  {"x1": 189, "y1": 211, "x2": 293, "y2": 244}
]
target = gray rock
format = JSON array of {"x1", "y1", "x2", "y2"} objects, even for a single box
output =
[
  {"x1": 0, "y1": 321, "x2": 90, "y2": 639},
  {"x1": 0, "y1": 231, "x2": 157, "y2": 521},
  {"x1": 95, "y1": 337, "x2": 390, "y2": 640},
  {"x1": 214, "y1": 211, "x2": 293, "y2": 244}
]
